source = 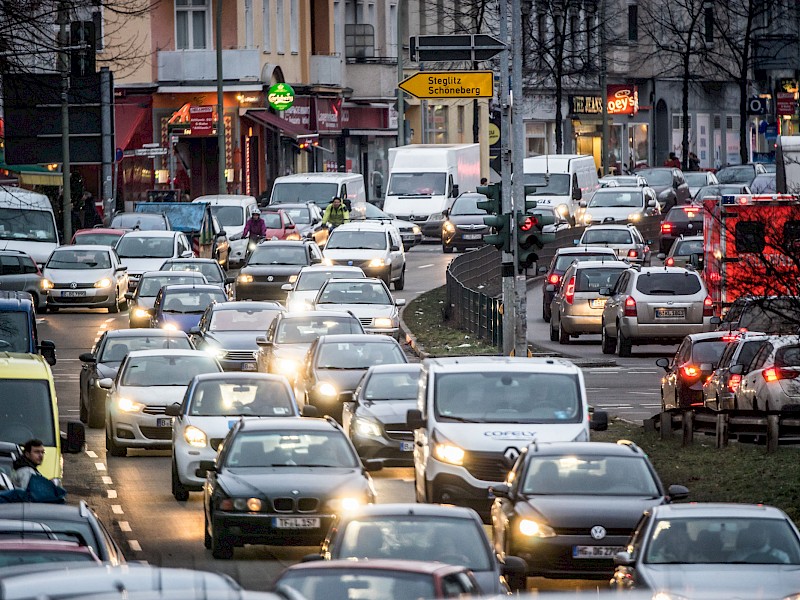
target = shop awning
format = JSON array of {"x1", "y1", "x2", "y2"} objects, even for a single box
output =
[
  {"x1": 115, "y1": 104, "x2": 149, "y2": 151},
  {"x1": 243, "y1": 109, "x2": 313, "y2": 140},
  {"x1": 0, "y1": 148, "x2": 62, "y2": 185}
]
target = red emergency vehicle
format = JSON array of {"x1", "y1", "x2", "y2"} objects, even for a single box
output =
[{"x1": 703, "y1": 194, "x2": 800, "y2": 314}]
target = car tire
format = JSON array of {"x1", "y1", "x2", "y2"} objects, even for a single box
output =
[
  {"x1": 211, "y1": 525, "x2": 234, "y2": 560},
  {"x1": 172, "y1": 459, "x2": 189, "y2": 502},
  {"x1": 109, "y1": 292, "x2": 120, "y2": 314},
  {"x1": 442, "y1": 244, "x2": 454, "y2": 254},
  {"x1": 394, "y1": 267, "x2": 406, "y2": 290},
  {"x1": 506, "y1": 568, "x2": 527, "y2": 593},
  {"x1": 616, "y1": 323, "x2": 632, "y2": 357},
  {"x1": 601, "y1": 323, "x2": 615, "y2": 355},
  {"x1": 549, "y1": 319, "x2": 558, "y2": 342},
  {"x1": 87, "y1": 395, "x2": 105, "y2": 429},
  {"x1": 106, "y1": 424, "x2": 127, "y2": 457},
  {"x1": 204, "y1": 511, "x2": 212, "y2": 549},
  {"x1": 558, "y1": 321, "x2": 570, "y2": 345},
  {"x1": 49, "y1": 306, "x2": 59, "y2": 313}
]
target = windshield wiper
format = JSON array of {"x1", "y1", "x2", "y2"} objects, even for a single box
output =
[{"x1": 441, "y1": 415, "x2": 481, "y2": 423}]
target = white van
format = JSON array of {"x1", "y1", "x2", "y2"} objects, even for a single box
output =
[
  {"x1": 269, "y1": 173, "x2": 366, "y2": 210},
  {"x1": 193, "y1": 195, "x2": 258, "y2": 268},
  {"x1": 522, "y1": 155, "x2": 599, "y2": 220},
  {"x1": 406, "y1": 356, "x2": 608, "y2": 519},
  {"x1": 0, "y1": 187, "x2": 59, "y2": 267}
]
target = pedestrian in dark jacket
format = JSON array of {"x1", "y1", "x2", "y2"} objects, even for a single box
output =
[{"x1": 12, "y1": 439, "x2": 44, "y2": 490}]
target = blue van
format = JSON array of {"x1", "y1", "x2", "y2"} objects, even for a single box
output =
[{"x1": 0, "y1": 291, "x2": 56, "y2": 365}]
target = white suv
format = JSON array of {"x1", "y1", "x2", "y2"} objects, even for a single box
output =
[{"x1": 322, "y1": 221, "x2": 406, "y2": 290}]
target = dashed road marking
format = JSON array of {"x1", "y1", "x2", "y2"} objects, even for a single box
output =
[
  {"x1": 112, "y1": 505, "x2": 124, "y2": 514},
  {"x1": 129, "y1": 540, "x2": 142, "y2": 552},
  {"x1": 94, "y1": 462, "x2": 106, "y2": 471},
  {"x1": 119, "y1": 521, "x2": 131, "y2": 532},
  {"x1": 105, "y1": 317, "x2": 114, "y2": 323},
  {"x1": 107, "y1": 490, "x2": 117, "y2": 499},
  {"x1": 418, "y1": 264, "x2": 434, "y2": 269},
  {"x1": 86, "y1": 450, "x2": 98, "y2": 458},
  {"x1": 102, "y1": 476, "x2": 113, "y2": 485}
]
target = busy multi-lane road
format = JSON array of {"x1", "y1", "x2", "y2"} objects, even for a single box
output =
[{"x1": 44, "y1": 245, "x2": 676, "y2": 591}]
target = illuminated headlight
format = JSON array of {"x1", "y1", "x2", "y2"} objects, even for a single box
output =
[
  {"x1": 275, "y1": 358, "x2": 300, "y2": 376},
  {"x1": 442, "y1": 221, "x2": 455, "y2": 233},
  {"x1": 412, "y1": 225, "x2": 421, "y2": 235},
  {"x1": 41, "y1": 279, "x2": 54, "y2": 290},
  {"x1": 327, "y1": 497, "x2": 364, "y2": 512},
  {"x1": 183, "y1": 425, "x2": 207, "y2": 448},
  {"x1": 288, "y1": 274, "x2": 298, "y2": 283},
  {"x1": 161, "y1": 322, "x2": 179, "y2": 331},
  {"x1": 288, "y1": 300, "x2": 311, "y2": 312},
  {"x1": 354, "y1": 417, "x2": 382, "y2": 437},
  {"x1": 322, "y1": 257, "x2": 334, "y2": 266},
  {"x1": 132, "y1": 307, "x2": 150, "y2": 319},
  {"x1": 368, "y1": 258, "x2": 387, "y2": 268},
  {"x1": 556, "y1": 204, "x2": 569, "y2": 216},
  {"x1": 627, "y1": 212, "x2": 642, "y2": 222},
  {"x1": 317, "y1": 382, "x2": 338, "y2": 397},
  {"x1": 583, "y1": 214, "x2": 593, "y2": 224},
  {"x1": 223, "y1": 498, "x2": 263, "y2": 511},
  {"x1": 286, "y1": 232, "x2": 301, "y2": 241},
  {"x1": 237, "y1": 274, "x2": 253, "y2": 284},
  {"x1": 427, "y1": 212, "x2": 445, "y2": 221},
  {"x1": 204, "y1": 346, "x2": 227, "y2": 359},
  {"x1": 372, "y1": 317, "x2": 394, "y2": 329},
  {"x1": 433, "y1": 442, "x2": 465, "y2": 465},
  {"x1": 518, "y1": 518, "x2": 556, "y2": 538},
  {"x1": 117, "y1": 397, "x2": 145, "y2": 413}
]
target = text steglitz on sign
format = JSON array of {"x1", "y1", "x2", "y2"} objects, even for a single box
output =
[{"x1": 398, "y1": 71, "x2": 493, "y2": 99}]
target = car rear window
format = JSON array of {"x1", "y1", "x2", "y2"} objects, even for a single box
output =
[
  {"x1": 554, "y1": 253, "x2": 615, "y2": 271},
  {"x1": 575, "y1": 267, "x2": 625, "y2": 292},
  {"x1": 665, "y1": 207, "x2": 703, "y2": 223},
  {"x1": 582, "y1": 229, "x2": 633, "y2": 245},
  {"x1": 674, "y1": 240, "x2": 703, "y2": 256},
  {"x1": 635, "y1": 273, "x2": 702, "y2": 295},
  {"x1": 776, "y1": 346, "x2": 800, "y2": 368},
  {"x1": 690, "y1": 340, "x2": 729, "y2": 366}
]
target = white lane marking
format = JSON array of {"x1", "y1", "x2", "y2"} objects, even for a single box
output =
[
  {"x1": 418, "y1": 264, "x2": 434, "y2": 269},
  {"x1": 586, "y1": 387, "x2": 609, "y2": 391},
  {"x1": 94, "y1": 462, "x2": 106, "y2": 471},
  {"x1": 629, "y1": 370, "x2": 659, "y2": 374},
  {"x1": 129, "y1": 540, "x2": 142, "y2": 552},
  {"x1": 105, "y1": 317, "x2": 114, "y2": 323},
  {"x1": 597, "y1": 404, "x2": 634, "y2": 409},
  {"x1": 119, "y1": 521, "x2": 132, "y2": 532},
  {"x1": 86, "y1": 450, "x2": 98, "y2": 458},
  {"x1": 112, "y1": 505, "x2": 124, "y2": 514},
  {"x1": 102, "y1": 476, "x2": 113, "y2": 485},
  {"x1": 107, "y1": 490, "x2": 118, "y2": 499},
  {"x1": 627, "y1": 391, "x2": 659, "y2": 395}
]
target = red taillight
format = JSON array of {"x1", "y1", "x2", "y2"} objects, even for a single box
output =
[
  {"x1": 548, "y1": 274, "x2": 561, "y2": 285},
  {"x1": 627, "y1": 249, "x2": 639, "y2": 258},
  {"x1": 763, "y1": 368, "x2": 800, "y2": 383},
  {"x1": 728, "y1": 373, "x2": 742, "y2": 392},
  {"x1": 665, "y1": 257, "x2": 675, "y2": 266},
  {"x1": 564, "y1": 276, "x2": 576, "y2": 305},
  {"x1": 682, "y1": 365, "x2": 701, "y2": 379},
  {"x1": 661, "y1": 222, "x2": 673, "y2": 234},
  {"x1": 703, "y1": 296, "x2": 714, "y2": 317},
  {"x1": 624, "y1": 296, "x2": 637, "y2": 317}
]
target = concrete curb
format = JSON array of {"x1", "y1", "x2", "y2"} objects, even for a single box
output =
[{"x1": 399, "y1": 306, "x2": 431, "y2": 361}]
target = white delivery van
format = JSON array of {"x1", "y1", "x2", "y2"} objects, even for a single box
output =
[
  {"x1": 384, "y1": 144, "x2": 481, "y2": 238},
  {"x1": 406, "y1": 356, "x2": 608, "y2": 520},
  {"x1": 0, "y1": 187, "x2": 59, "y2": 267},
  {"x1": 269, "y1": 173, "x2": 366, "y2": 210},
  {"x1": 776, "y1": 136, "x2": 800, "y2": 194},
  {"x1": 522, "y1": 155, "x2": 599, "y2": 220},
  {"x1": 193, "y1": 195, "x2": 258, "y2": 267}
]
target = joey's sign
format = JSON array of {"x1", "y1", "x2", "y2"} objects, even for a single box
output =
[{"x1": 569, "y1": 85, "x2": 639, "y2": 116}]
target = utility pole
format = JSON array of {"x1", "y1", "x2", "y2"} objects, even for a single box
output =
[
  {"x1": 499, "y1": 0, "x2": 515, "y2": 356},
  {"x1": 511, "y1": 0, "x2": 527, "y2": 357},
  {"x1": 58, "y1": 1, "x2": 72, "y2": 242},
  {"x1": 600, "y1": 0, "x2": 609, "y2": 176},
  {"x1": 396, "y1": 0, "x2": 406, "y2": 147},
  {"x1": 216, "y1": 0, "x2": 226, "y2": 194},
  {"x1": 100, "y1": 67, "x2": 113, "y2": 223}
]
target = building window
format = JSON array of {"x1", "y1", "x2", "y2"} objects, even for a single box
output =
[
  {"x1": 457, "y1": 105, "x2": 465, "y2": 137},
  {"x1": 389, "y1": 3, "x2": 397, "y2": 58},
  {"x1": 176, "y1": 0, "x2": 209, "y2": 50},
  {"x1": 262, "y1": 0, "x2": 271, "y2": 52},
  {"x1": 345, "y1": 23, "x2": 375, "y2": 60},
  {"x1": 245, "y1": 0, "x2": 253, "y2": 48},
  {"x1": 92, "y1": 9, "x2": 104, "y2": 51},
  {"x1": 526, "y1": 121, "x2": 548, "y2": 156},
  {"x1": 290, "y1": 0, "x2": 299, "y2": 53},
  {"x1": 627, "y1": 4, "x2": 638, "y2": 42},
  {"x1": 704, "y1": 4, "x2": 714, "y2": 44},
  {"x1": 430, "y1": 105, "x2": 448, "y2": 143},
  {"x1": 276, "y1": 0, "x2": 285, "y2": 53}
]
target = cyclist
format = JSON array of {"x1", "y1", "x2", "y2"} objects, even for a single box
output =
[{"x1": 321, "y1": 196, "x2": 350, "y2": 229}]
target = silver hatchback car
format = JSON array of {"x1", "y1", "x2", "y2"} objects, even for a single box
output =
[
  {"x1": 549, "y1": 259, "x2": 629, "y2": 344},
  {"x1": 600, "y1": 266, "x2": 716, "y2": 357},
  {"x1": 576, "y1": 223, "x2": 652, "y2": 265}
]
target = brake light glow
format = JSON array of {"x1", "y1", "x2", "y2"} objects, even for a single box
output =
[
  {"x1": 682, "y1": 365, "x2": 701, "y2": 379},
  {"x1": 661, "y1": 223, "x2": 673, "y2": 234},
  {"x1": 686, "y1": 211, "x2": 697, "y2": 218},
  {"x1": 624, "y1": 296, "x2": 637, "y2": 317},
  {"x1": 722, "y1": 335, "x2": 739, "y2": 342},
  {"x1": 628, "y1": 249, "x2": 639, "y2": 258},
  {"x1": 703, "y1": 296, "x2": 714, "y2": 317},
  {"x1": 763, "y1": 368, "x2": 800, "y2": 383},
  {"x1": 728, "y1": 373, "x2": 742, "y2": 392},
  {"x1": 564, "y1": 276, "x2": 576, "y2": 305},
  {"x1": 548, "y1": 274, "x2": 561, "y2": 285},
  {"x1": 665, "y1": 257, "x2": 674, "y2": 266}
]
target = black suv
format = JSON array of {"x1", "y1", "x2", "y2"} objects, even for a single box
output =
[{"x1": 659, "y1": 205, "x2": 704, "y2": 253}]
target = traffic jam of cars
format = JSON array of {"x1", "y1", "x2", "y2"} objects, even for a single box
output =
[{"x1": 3, "y1": 157, "x2": 800, "y2": 600}]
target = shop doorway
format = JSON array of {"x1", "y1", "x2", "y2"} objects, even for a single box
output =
[
  {"x1": 655, "y1": 100, "x2": 669, "y2": 168},
  {"x1": 175, "y1": 136, "x2": 220, "y2": 198}
]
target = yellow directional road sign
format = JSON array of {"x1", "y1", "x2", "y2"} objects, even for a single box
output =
[{"x1": 398, "y1": 71, "x2": 494, "y2": 99}]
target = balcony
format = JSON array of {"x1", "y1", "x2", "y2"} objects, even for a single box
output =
[
  {"x1": 344, "y1": 62, "x2": 399, "y2": 98},
  {"x1": 157, "y1": 49, "x2": 260, "y2": 83},
  {"x1": 310, "y1": 54, "x2": 344, "y2": 87}
]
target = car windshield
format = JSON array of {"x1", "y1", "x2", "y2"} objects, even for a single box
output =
[
  {"x1": 276, "y1": 317, "x2": 361, "y2": 343},
  {"x1": 734, "y1": 340, "x2": 765, "y2": 367},
  {"x1": 644, "y1": 517, "x2": 800, "y2": 565},
  {"x1": 684, "y1": 173, "x2": 710, "y2": 187},
  {"x1": 271, "y1": 183, "x2": 339, "y2": 205},
  {"x1": 434, "y1": 372, "x2": 581, "y2": 424},
  {"x1": 750, "y1": 175, "x2": 777, "y2": 194},
  {"x1": 278, "y1": 570, "x2": 437, "y2": 600},
  {"x1": 638, "y1": 169, "x2": 672, "y2": 186},
  {"x1": 387, "y1": 172, "x2": 446, "y2": 196},
  {"x1": 0, "y1": 380, "x2": 55, "y2": 446},
  {"x1": 588, "y1": 191, "x2": 644, "y2": 208},
  {"x1": 162, "y1": 262, "x2": 222, "y2": 283},
  {"x1": 162, "y1": 290, "x2": 226, "y2": 314},
  {"x1": 691, "y1": 340, "x2": 729, "y2": 366},
  {"x1": 0, "y1": 517, "x2": 100, "y2": 558},
  {"x1": 47, "y1": 249, "x2": 111, "y2": 270},
  {"x1": 450, "y1": 195, "x2": 488, "y2": 216},
  {"x1": 116, "y1": 236, "x2": 174, "y2": 259},
  {"x1": 272, "y1": 207, "x2": 311, "y2": 224},
  {"x1": 574, "y1": 267, "x2": 625, "y2": 292},
  {"x1": 317, "y1": 282, "x2": 391, "y2": 305},
  {"x1": 336, "y1": 516, "x2": 491, "y2": 570},
  {"x1": 262, "y1": 213, "x2": 283, "y2": 229},
  {"x1": 674, "y1": 240, "x2": 704, "y2": 256},
  {"x1": 188, "y1": 379, "x2": 295, "y2": 416},
  {"x1": 349, "y1": 202, "x2": 388, "y2": 221},
  {"x1": 0, "y1": 209, "x2": 57, "y2": 243},
  {"x1": 522, "y1": 455, "x2": 659, "y2": 496},
  {"x1": 695, "y1": 186, "x2": 747, "y2": 200},
  {"x1": 98, "y1": 335, "x2": 192, "y2": 363},
  {"x1": 0, "y1": 312, "x2": 30, "y2": 353},
  {"x1": 209, "y1": 307, "x2": 281, "y2": 331},
  {"x1": 636, "y1": 273, "x2": 702, "y2": 295},
  {"x1": 111, "y1": 214, "x2": 167, "y2": 230},
  {"x1": 554, "y1": 253, "x2": 615, "y2": 271},
  {"x1": 74, "y1": 233, "x2": 123, "y2": 246},
  {"x1": 139, "y1": 274, "x2": 205, "y2": 297},
  {"x1": 248, "y1": 246, "x2": 308, "y2": 266},
  {"x1": 296, "y1": 270, "x2": 365, "y2": 291},
  {"x1": 522, "y1": 173, "x2": 571, "y2": 196},
  {"x1": 717, "y1": 166, "x2": 754, "y2": 184},
  {"x1": 775, "y1": 345, "x2": 800, "y2": 367},
  {"x1": 363, "y1": 369, "x2": 420, "y2": 400},
  {"x1": 581, "y1": 229, "x2": 633, "y2": 245},
  {"x1": 225, "y1": 430, "x2": 358, "y2": 468},
  {"x1": 209, "y1": 205, "x2": 244, "y2": 227},
  {"x1": 121, "y1": 355, "x2": 219, "y2": 386},
  {"x1": 326, "y1": 231, "x2": 387, "y2": 251},
  {"x1": 665, "y1": 207, "x2": 703, "y2": 223},
  {"x1": 316, "y1": 341, "x2": 406, "y2": 369}
]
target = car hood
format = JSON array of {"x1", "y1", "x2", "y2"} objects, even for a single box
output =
[
  {"x1": 448, "y1": 214, "x2": 488, "y2": 226},
  {"x1": 642, "y1": 564, "x2": 800, "y2": 598},
  {"x1": 315, "y1": 304, "x2": 397, "y2": 319},
  {"x1": 314, "y1": 369, "x2": 368, "y2": 392},
  {"x1": 43, "y1": 267, "x2": 115, "y2": 284},
  {"x1": 241, "y1": 264, "x2": 305, "y2": 276},
  {"x1": 434, "y1": 422, "x2": 587, "y2": 449},
  {"x1": 159, "y1": 313, "x2": 203, "y2": 333},
  {"x1": 358, "y1": 399, "x2": 417, "y2": 423},
  {"x1": 120, "y1": 257, "x2": 169, "y2": 275},
  {"x1": 648, "y1": 184, "x2": 670, "y2": 195},
  {"x1": 0, "y1": 241, "x2": 58, "y2": 266},
  {"x1": 204, "y1": 330, "x2": 262, "y2": 350},
  {"x1": 117, "y1": 385, "x2": 189, "y2": 405},
  {"x1": 323, "y1": 249, "x2": 387, "y2": 261},
  {"x1": 519, "y1": 495, "x2": 663, "y2": 528},
  {"x1": 218, "y1": 468, "x2": 367, "y2": 497},
  {"x1": 585, "y1": 206, "x2": 643, "y2": 221},
  {"x1": 184, "y1": 414, "x2": 296, "y2": 439}
]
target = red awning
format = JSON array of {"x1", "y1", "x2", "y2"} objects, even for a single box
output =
[
  {"x1": 243, "y1": 110, "x2": 313, "y2": 140},
  {"x1": 114, "y1": 104, "x2": 148, "y2": 151}
]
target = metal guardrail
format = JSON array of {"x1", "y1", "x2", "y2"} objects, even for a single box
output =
[{"x1": 445, "y1": 245, "x2": 503, "y2": 347}]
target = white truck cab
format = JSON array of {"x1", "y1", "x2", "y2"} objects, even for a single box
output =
[
  {"x1": 522, "y1": 155, "x2": 599, "y2": 220},
  {"x1": 406, "y1": 356, "x2": 608, "y2": 520},
  {"x1": 269, "y1": 173, "x2": 366, "y2": 210}
]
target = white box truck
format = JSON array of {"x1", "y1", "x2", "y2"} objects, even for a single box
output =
[{"x1": 384, "y1": 144, "x2": 481, "y2": 238}]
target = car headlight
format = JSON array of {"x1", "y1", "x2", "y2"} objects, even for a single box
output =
[
  {"x1": 354, "y1": 417, "x2": 382, "y2": 437},
  {"x1": 161, "y1": 322, "x2": 179, "y2": 331},
  {"x1": 412, "y1": 225, "x2": 421, "y2": 235},
  {"x1": 237, "y1": 274, "x2": 253, "y2": 284},
  {"x1": 442, "y1": 221, "x2": 455, "y2": 233},
  {"x1": 41, "y1": 279, "x2": 54, "y2": 290},
  {"x1": 556, "y1": 204, "x2": 570, "y2": 216},
  {"x1": 326, "y1": 496, "x2": 365, "y2": 512},
  {"x1": 117, "y1": 397, "x2": 145, "y2": 413},
  {"x1": 372, "y1": 317, "x2": 394, "y2": 329},
  {"x1": 132, "y1": 307, "x2": 150, "y2": 319},
  {"x1": 288, "y1": 300, "x2": 312, "y2": 312},
  {"x1": 518, "y1": 518, "x2": 556, "y2": 538},
  {"x1": 427, "y1": 212, "x2": 445, "y2": 222},
  {"x1": 583, "y1": 214, "x2": 593, "y2": 224},
  {"x1": 433, "y1": 442, "x2": 465, "y2": 465},
  {"x1": 220, "y1": 497, "x2": 263, "y2": 511},
  {"x1": 322, "y1": 257, "x2": 334, "y2": 266},
  {"x1": 204, "y1": 346, "x2": 227, "y2": 359},
  {"x1": 368, "y1": 258, "x2": 386, "y2": 268},
  {"x1": 316, "y1": 382, "x2": 338, "y2": 398},
  {"x1": 183, "y1": 425, "x2": 207, "y2": 448},
  {"x1": 627, "y1": 212, "x2": 642, "y2": 222},
  {"x1": 288, "y1": 274, "x2": 298, "y2": 283},
  {"x1": 275, "y1": 358, "x2": 300, "y2": 377}
]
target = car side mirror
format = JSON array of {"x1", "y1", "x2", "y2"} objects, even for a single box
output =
[
  {"x1": 195, "y1": 461, "x2": 216, "y2": 478},
  {"x1": 181, "y1": 251, "x2": 194, "y2": 258},
  {"x1": 189, "y1": 326, "x2": 201, "y2": 335},
  {"x1": 301, "y1": 405, "x2": 319, "y2": 417},
  {"x1": 395, "y1": 298, "x2": 406, "y2": 306},
  {"x1": 573, "y1": 239, "x2": 580, "y2": 245},
  {"x1": 407, "y1": 408, "x2": 425, "y2": 430},
  {"x1": 286, "y1": 223, "x2": 296, "y2": 229},
  {"x1": 164, "y1": 403, "x2": 182, "y2": 417},
  {"x1": 281, "y1": 283, "x2": 293, "y2": 291},
  {"x1": 572, "y1": 187, "x2": 582, "y2": 200},
  {"x1": 124, "y1": 292, "x2": 134, "y2": 300},
  {"x1": 62, "y1": 422, "x2": 85, "y2": 454},
  {"x1": 40, "y1": 340, "x2": 56, "y2": 366},
  {"x1": 538, "y1": 266, "x2": 547, "y2": 273},
  {"x1": 647, "y1": 199, "x2": 657, "y2": 207},
  {"x1": 578, "y1": 200, "x2": 587, "y2": 208},
  {"x1": 729, "y1": 364, "x2": 744, "y2": 375},
  {"x1": 311, "y1": 256, "x2": 322, "y2": 264},
  {"x1": 442, "y1": 208, "x2": 450, "y2": 218},
  {"x1": 667, "y1": 484, "x2": 690, "y2": 501},
  {"x1": 218, "y1": 230, "x2": 227, "y2": 237},
  {"x1": 362, "y1": 458, "x2": 383, "y2": 472},
  {"x1": 451, "y1": 184, "x2": 459, "y2": 198},
  {"x1": 590, "y1": 409, "x2": 608, "y2": 431},
  {"x1": 225, "y1": 276, "x2": 236, "y2": 285},
  {"x1": 256, "y1": 336, "x2": 272, "y2": 347},
  {"x1": 491, "y1": 483, "x2": 511, "y2": 499},
  {"x1": 115, "y1": 265, "x2": 127, "y2": 272},
  {"x1": 301, "y1": 553, "x2": 325, "y2": 563},
  {"x1": 390, "y1": 244, "x2": 400, "y2": 252},
  {"x1": 657, "y1": 253, "x2": 666, "y2": 261},
  {"x1": 655, "y1": 357, "x2": 670, "y2": 370},
  {"x1": 79, "y1": 352, "x2": 95, "y2": 364},
  {"x1": 98, "y1": 378, "x2": 114, "y2": 389},
  {"x1": 613, "y1": 551, "x2": 634, "y2": 567}
]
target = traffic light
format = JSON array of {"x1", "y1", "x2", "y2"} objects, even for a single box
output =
[
  {"x1": 523, "y1": 185, "x2": 539, "y2": 212},
  {"x1": 477, "y1": 183, "x2": 510, "y2": 252},
  {"x1": 297, "y1": 134, "x2": 319, "y2": 151},
  {"x1": 70, "y1": 21, "x2": 96, "y2": 77},
  {"x1": 516, "y1": 211, "x2": 542, "y2": 269}
]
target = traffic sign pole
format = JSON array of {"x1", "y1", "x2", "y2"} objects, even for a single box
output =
[{"x1": 498, "y1": 0, "x2": 514, "y2": 356}]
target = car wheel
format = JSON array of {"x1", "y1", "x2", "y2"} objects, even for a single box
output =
[
  {"x1": 616, "y1": 323, "x2": 632, "y2": 357},
  {"x1": 558, "y1": 321, "x2": 570, "y2": 345},
  {"x1": 542, "y1": 302, "x2": 550, "y2": 322},
  {"x1": 171, "y1": 458, "x2": 189, "y2": 502},
  {"x1": 442, "y1": 244, "x2": 454, "y2": 254},
  {"x1": 105, "y1": 423, "x2": 127, "y2": 457},
  {"x1": 108, "y1": 291, "x2": 120, "y2": 314},
  {"x1": 601, "y1": 323, "x2": 615, "y2": 355},
  {"x1": 211, "y1": 524, "x2": 234, "y2": 560},
  {"x1": 49, "y1": 306, "x2": 59, "y2": 313},
  {"x1": 203, "y1": 511, "x2": 212, "y2": 549},
  {"x1": 394, "y1": 266, "x2": 405, "y2": 291},
  {"x1": 549, "y1": 318, "x2": 558, "y2": 342},
  {"x1": 87, "y1": 393, "x2": 105, "y2": 429}
]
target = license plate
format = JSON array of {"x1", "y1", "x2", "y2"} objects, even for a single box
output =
[
  {"x1": 590, "y1": 298, "x2": 606, "y2": 309},
  {"x1": 242, "y1": 362, "x2": 256, "y2": 371},
  {"x1": 400, "y1": 441, "x2": 414, "y2": 452},
  {"x1": 655, "y1": 308, "x2": 686, "y2": 318},
  {"x1": 157, "y1": 417, "x2": 173, "y2": 428},
  {"x1": 463, "y1": 233, "x2": 482, "y2": 240},
  {"x1": 572, "y1": 545, "x2": 624, "y2": 558},
  {"x1": 62, "y1": 290, "x2": 86, "y2": 297},
  {"x1": 273, "y1": 517, "x2": 320, "y2": 529}
]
